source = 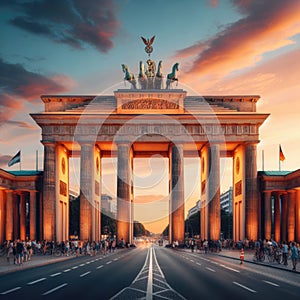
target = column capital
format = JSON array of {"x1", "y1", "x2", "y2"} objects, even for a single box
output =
[
  {"x1": 116, "y1": 142, "x2": 132, "y2": 148},
  {"x1": 244, "y1": 141, "x2": 259, "y2": 146},
  {"x1": 78, "y1": 141, "x2": 95, "y2": 147},
  {"x1": 42, "y1": 141, "x2": 56, "y2": 147}
]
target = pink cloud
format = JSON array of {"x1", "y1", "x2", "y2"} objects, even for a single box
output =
[
  {"x1": 0, "y1": 154, "x2": 12, "y2": 168},
  {"x1": 174, "y1": 1, "x2": 300, "y2": 84},
  {"x1": 210, "y1": 0, "x2": 218, "y2": 7},
  {"x1": 0, "y1": 59, "x2": 75, "y2": 127}
]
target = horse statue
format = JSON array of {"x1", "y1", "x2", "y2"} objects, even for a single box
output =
[
  {"x1": 166, "y1": 62, "x2": 179, "y2": 89},
  {"x1": 138, "y1": 61, "x2": 147, "y2": 90},
  {"x1": 121, "y1": 64, "x2": 137, "y2": 89},
  {"x1": 154, "y1": 60, "x2": 163, "y2": 89}
]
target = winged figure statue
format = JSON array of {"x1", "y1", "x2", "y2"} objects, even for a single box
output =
[{"x1": 141, "y1": 35, "x2": 155, "y2": 56}]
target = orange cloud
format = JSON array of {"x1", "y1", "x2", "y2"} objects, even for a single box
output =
[
  {"x1": 135, "y1": 194, "x2": 168, "y2": 204},
  {"x1": 174, "y1": 1, "x2": 300, "y2": 85}
]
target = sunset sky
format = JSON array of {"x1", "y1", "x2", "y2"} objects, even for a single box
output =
[{"x1": 1, "y1": 0, "x2": 300, "y2": 233}]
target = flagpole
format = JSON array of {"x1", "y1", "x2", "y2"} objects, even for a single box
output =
[
  {"x1": 262, "y1": 150, "x2": 264, "y2": 171},
  {"x1": 36, "y1": 150, "x2": 38, "y2": 171},
  {"x1": 279, "y1": 145, "x2": 281, "y2": 172}
]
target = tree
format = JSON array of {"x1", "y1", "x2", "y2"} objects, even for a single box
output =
[
  {"x1": 185, "y1": 211, "x2": 200, "y2": 238},
  {"x1": 69, "y1": 196, "x2": 80, "y2": 236},
  {"x1": 134, "y1": 221, "x2": 150, "y2": 236},
  {"x1": 221, "y1": 208, "x2": 233, "y2": 239}
]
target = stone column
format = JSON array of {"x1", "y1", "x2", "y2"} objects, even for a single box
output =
[
  {"x1": 5, "y1": 191, "x2": 13, "y2": 241},
  {"x1": 20, "y1": 193, "x2": 26, "y2": 241},
  {"x1": 273, "y1": 192, "x2": 281, "y2": 243},
  {"x1": 244, "y1": 143, "x2": 258, "y2": 241},
  {"x1": 281, "y1": 193, "x2": 288, "y2": 242},
  {"x1": 29, "y1": 191, "x2": 36, "y2": 241},
  {"x1": 287, "y1": 190, "x2": 296, "y2": 242},
  {"x1": 0, "y1": 190, "x2": 5, "y2": 243},
  {"x1": 170, "y1": 143, "x2": 184, "y2": 244},
  {"x1": 208, "y1": 144, "x2": 220, "y2": 241},
  {"x1": 13, "y1": 194, "x2": 19, "y2": 240},
  {"x1": 295, "y1": 190, "x2": 300, "y2": 242},
  {"x1": 117, "y1": 143, "x2": 132, "y2": 245},
  {"x1": 42, "y1": 142, "x2": 56, "y2": 241},
  {"x1": 94, "y1": 149, "x2": 101, "y2": 242},
  {"x1": 200, "y1": 147, "x2": 209, "y2": 241},
  {"x1": 264, "y1": 191, "x2": 272, "y2": 240},
  {"x1": 80, "y1": 143, "x2": 94, "y2": 242}
]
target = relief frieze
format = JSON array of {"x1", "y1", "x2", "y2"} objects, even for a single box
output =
[{"x1": 121, "y1": 99, "x2": 179, "y2": 110}]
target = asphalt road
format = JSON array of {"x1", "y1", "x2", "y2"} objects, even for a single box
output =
[{"x1": 0, "y1": 245, "x2": 299, "y2": 300}]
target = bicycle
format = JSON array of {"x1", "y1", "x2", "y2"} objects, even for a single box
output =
[
  {"x1": 267, "y1": 247, "x2": 283, "y2": 264},
  {"x1": 253, "y1": 249, "x2": 265, "y2": 262}
]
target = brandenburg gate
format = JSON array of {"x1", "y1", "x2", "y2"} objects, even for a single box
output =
[
  {"x1": 31, "y1": 71, "x2": 268, "y2": 243},
  {"x1": 31, "y1": 57, "x2": 269, "y2": 245}
]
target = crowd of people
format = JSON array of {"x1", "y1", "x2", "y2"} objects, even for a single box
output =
[
  {"x1": 172, "y1": 238, "x2": 299, "y2": 271},
  {"x1": 2, "y1": 237, "x2": 119, "y2": 266}
]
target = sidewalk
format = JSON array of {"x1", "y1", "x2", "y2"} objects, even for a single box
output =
[
  {"x1": 0, "y1": 253, "x2": 74, "y2": 275},
  {"x1": 0, "y1": 249, "x2": 124, "y2": 275},
  {"x1": 181, "y1": 248, "x2": 300, "y2": 274}
]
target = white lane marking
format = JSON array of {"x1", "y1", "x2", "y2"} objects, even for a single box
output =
[
  {"x1": 27, "y1": 278, "x2": 46, "y2": 285},
  {"x1": 97, "y1": 265, "x2": 103, "y2": 269},
  {"x1": 42, "y1": 283, "x2": 68, "y2": 295},
  {"x1": 199, "y1": 257, "x2": 210, "y2": 262},
  {"x1": 190, "y1": 260, "x2": 194, "y2": 263},
  {"x1": 233, "y1": 282, "x2": 257, "y2": 293},
  {"x1": 132, "y1": 248, "x2": 150, "y2": 284},
  {"x1": 80, "y1": 271, "x2": 91, "y2": 277},
  {"x1": 72, "y1": 266, "x2": 78, "y2": 269},
  {"x1": 50, "y1": 272, "x2": 61, "y2": 277},
  {"x1": 152, "y1": 247, "x2": 186, "y2": 299},
  {"x1": 205, "y1": 267, "x2": 216, "y2": 272},
  {"x1": 63, "y1": 269, "x2": 71, "y2": 272},
  {"x1": 146, "y1": 247, "x2": 153, "y2": 300},
  {"x1": 106, "y1": 261, "x2": 112, "y2": 264},
  {"x1": 220, "y1": 264, "x2": 240, "y2": 273},
  {"x1": 113, "y1": 258, "x2": 118, "y2": 261},
  {"x1": 196, "y1": 262, "x2": 201, "y2": 266},
  {"x1": 79, "y1": 264, "x2": 85, "y2": 266},
  {"x1": 189, "y1": 253, "x2": 240, "y2": 273},
  {"x1": 263, "y1": 280, "x2": 280, "y2": 287},
  {"x1": 0, "y1": 287, "x2": 21, "y2": 295},
  {"x1": 86, "y1": 262, "x2": 90, "y2": 264}
]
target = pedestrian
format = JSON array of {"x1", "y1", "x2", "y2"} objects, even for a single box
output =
[
  {"x1": 282, "y1": 241, "x2": 288, "y2": 266},
  {"x1": 65, "y1": 240, "x2": 70, "y2": 256},
  {"x1": 6, "y1": 240, "x2": 13, "y2": 263},
  {"x1": 190, "y1": 239, "x2": 195, "y2": 252},
  {"x1": 112, "y1": 239, "x2": 116, "y2": 252},
  {"x1": 290, "y1": 242, "x2": 298, "y2": 271},
  {"x1": 203, "y1": 239, "x2": 208, "y2": 254},
  {"x1": 16, "y1": 239, "x2": 24, "y2": 265}
]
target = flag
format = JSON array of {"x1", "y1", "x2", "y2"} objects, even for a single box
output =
[
  {"x1": 8, "y1": 150, "x2": 21, "y2": 167},
  {"x1": 279, "y1": 145, "x2": 285, "y2": 162}
]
